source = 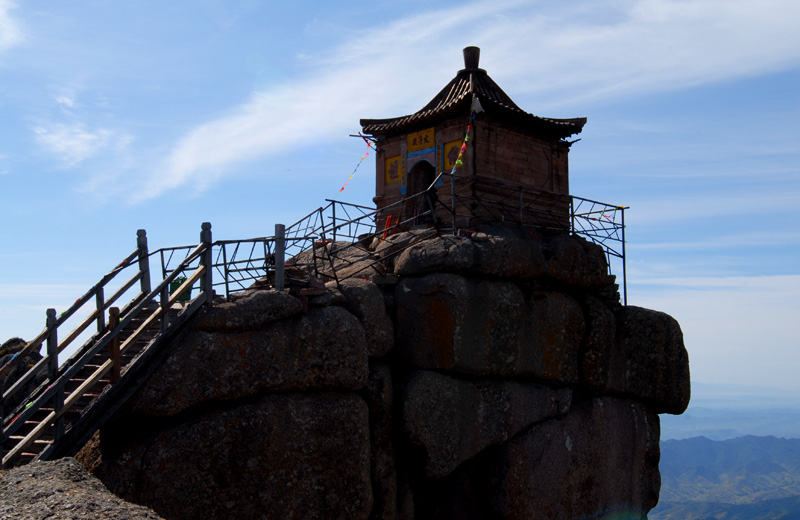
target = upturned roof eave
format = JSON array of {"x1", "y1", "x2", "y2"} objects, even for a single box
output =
[{"x1": 361, "y1": 94, "x2": 586, "y2": 140}]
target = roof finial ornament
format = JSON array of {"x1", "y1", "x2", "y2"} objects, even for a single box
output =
[{"x1": 463, "y1": 46, "x2": 480, "y2": 70}]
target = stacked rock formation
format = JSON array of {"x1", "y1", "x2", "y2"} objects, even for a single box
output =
[{"x1": 76, "y1": 228, "x2": 690, "y2": 520}]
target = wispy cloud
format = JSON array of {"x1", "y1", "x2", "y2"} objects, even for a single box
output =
[
  {"x1": 0, "y1": 0, "x2": 22, "y2": 53},
  {"x1": 33, "y1": 121, "x2": 131, "y2": 167},
  {"x1": 136, "y1": 0, "x2": 800, "y2": 202}
]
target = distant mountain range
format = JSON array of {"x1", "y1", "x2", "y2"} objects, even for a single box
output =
[
  {"x1": 661, "y1": 382, "x2": 800, "y2": 441},
  {"x1": 650, "y1": 436, "x2": 800, "y2": 520}
]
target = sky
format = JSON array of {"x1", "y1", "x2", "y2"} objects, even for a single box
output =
[{"x1": 1, "y1": 0, "x2": 798, "y2": 393}]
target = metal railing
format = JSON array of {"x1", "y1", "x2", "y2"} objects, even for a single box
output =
[
  {"x1": 1, "y1": 224, "x2": 213, "y2": 468},
  {"x1": 1, "y1": 178, "x2": 627, "y2": 467}
]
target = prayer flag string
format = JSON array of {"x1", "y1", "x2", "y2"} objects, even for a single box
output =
[
  {"x1": 450, "y1": 111, "x2": 477, "y2": 175},
  {"x1": 337, "y1": 139, "x2": 374, "y2": 195}
]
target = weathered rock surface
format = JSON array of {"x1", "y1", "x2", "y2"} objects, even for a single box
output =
[
  {"x1": 363, "y1": 362, "x2": 397, "y2": 520},
  {"x1": 581, "y1": 303, "x2": 690, "y2": 414},
  {"x1": 483, "y1": 396, "x2": 661, "y2": 519},
  {"x1": 393, "y1": 235, "x2": 476, "y2": 275},
  {"x1": 606, "y1": 306, "x2": 690, "y2": 414},
  {"x1": 336, "y1": 278, "x2": 394, "y2": 357},
  {"x1": 129, "y1": 305, "x2": 368, "y2": 416},
  {"x1": 471, "y1": 233, "x2": 543, "y2": 279},
  {"x1": 83, "y1": 393, "x2": 372, "y2": 520},
  {"x1": 392, "y1": 232, "x2": 607, "y2": 287},
  {"x1": 40, "y1": 226, "x2": 686, "y2": 520},
  {"x1": 0, "y1": 458, "x2": 164, "y2": 520},
  {"x1": 543, "y1": 234, "x2": 608, "y2": 288},
  {"x1": 395, "y1": 273, "x2": 584, "y2": 381},
  {"x1": 401, "y1": 370, "x2": 572, "y2": 477},
  {"x1": 195, "y1": 288, "x2": 303, "y2": 331}
]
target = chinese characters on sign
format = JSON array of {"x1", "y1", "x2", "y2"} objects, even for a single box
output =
[
  {"x1": 407, "y1": 128, "x2": 435, "y2": 153},
  {"x1": 443, "y1": 140, "x2": 463, "y2": 172},
  {"x1": 385, "y1": 155, "x2": 402, "y2": 184}
]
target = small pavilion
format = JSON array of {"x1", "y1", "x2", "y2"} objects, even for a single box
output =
[{"x1": 360, "y1": 46, "x2": 586, "y2": 232}]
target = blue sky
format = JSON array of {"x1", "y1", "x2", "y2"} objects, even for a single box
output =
[{"x1": 1, "y1": 0, "x2": 798, "y2": 392}]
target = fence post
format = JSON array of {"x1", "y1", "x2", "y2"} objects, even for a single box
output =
[
  {"x1": 570, "y1": 198, "x2": 575, "y2": 235},
  {"x1": 274, "y1": 224, "x2": 285, "y2": 292},
  {"x1": 95, "y1": 287, "x2": 105, "y2": 334},
  {"x1": 200, "y1": 222, "x2": 213, "y2": 299},
  {"x1": 621, "y1": 208, "x2": 627, "y2": 307},
  {"x1": 109, "y1": 307, "x2": 121, "y2": 383},
  {"x1": 137, "y1": 230, "x2": 151, "y2": 295},
  {"x1": 332, "y1": 204, "x2": 336, "y2": 243},
  {"x1": 222, "y1": 243, "x2": 230, "y2": 301},
  {"x1": 160, "y1": 282, "x2": 169, "y2": 334},
  {"x1": 46, "y1": 309, "x2": 64, "y2": 440},
  {"x1": 451, "y1": 172, "x2": 457, "y2": 235}
]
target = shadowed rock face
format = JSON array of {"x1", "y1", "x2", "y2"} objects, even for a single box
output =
[
  {"x1": 88, "y1": 393, "x2": 372, "y2": 520},
  {"x1": 401, "y1": 370, "x2": 572, "y2": 477},
  {"x1": 394, "y1": 274, "x2": 585, "y2": 381},
  {"x1": 70, "y1": 230, "x2": 689, "y2": 520}
]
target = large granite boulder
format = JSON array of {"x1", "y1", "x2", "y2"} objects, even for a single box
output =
[
  {"x1": 335, "y1": 278, "x2": 394, "y2": 357},
  {"x1": 582, "y1": 305, "x2": 690, "y2": 414},
  {"x1": 470, "y1": 233, "x2": 545, "y2": 279},
  {"x1": 0, "y1": 458, "x2": 164, "y2": 520},
  {"x1": 393, "y1": 235, "x2": 476, "y2": 276},
  {"x1": 82, "y1": 393, "x2": 372, "y2": 520},
  {"x1": 362, "y1": 362, "x2": 397, "y2": 520},
  {"x1": 394, "y1": 273, "x2": 584, "y2": 381},
  {"x1": 483, "y1": 396, "x2": 661, "y2": 519},
  {"x1": 401, "y1": 370, "x2": 571, "y2": 477},
  {"x1": 195, "y1": 289, "x2": 303, "y2": 332},
  {"x1": 129, "y1": 305, "x2": 368, "y2": 416}
]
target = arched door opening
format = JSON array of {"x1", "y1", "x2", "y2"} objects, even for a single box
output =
[{"x1": 406, "y1": 160, "x2": 437, "y2": 225}]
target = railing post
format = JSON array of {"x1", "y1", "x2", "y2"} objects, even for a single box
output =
[
  {"x1": 109, "y1": 307, "x2": 121, "y2": 383},
  {"x1": 621, "y1": 208, "x2": 627, "y2": 306},
  {"x1": 137, "y1": 229, "x2": 151, "y2": 295},
  {"x1": 200, "y1": 222, "x2": 213, "y2": 299},
  {"x1": 332, "y1": 204, "x2": 337, "y2": 242},
  {"x1": 451, "y1": 172, "x2": 457, "y2": 235},
  {"x1": 222, "y1": 243, "x2": 230, "y2": 301},
  {"x1": 46, "y1": 309, "x2": 64, "y2": 440},
  {"x1": 95, "y1": 287, "x2": 105, "y2": 334},
  {"x1": 160, "y1": 282, "x2": 169, "y2": 334},
  {"x1": 570, "y1": 197, "x2": 575, "y2": 235},
  {"x1": 274, "y1": 224, "x2": 285, "y2": 292}
]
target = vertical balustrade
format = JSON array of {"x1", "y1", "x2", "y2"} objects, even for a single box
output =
[
  {"x1": 137, "y1": 230, "x2": 151, "y2": 295},
  {"x1": 46, "y1": 309, "x2": 64, "y2": 440},
  {"x1": 200, "y1": 223, "x2": 213, "y2": 299},
  {"x1": 274, "y1": 224, "x2": 285, "y2": 292},
  {"x1": 109, "y1": 307, "x2": 121, "y2": 383},
  {"x1": 95, "y1": 288, "x2": 105, "y2": 334}
]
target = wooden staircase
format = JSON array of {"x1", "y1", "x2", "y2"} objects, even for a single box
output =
[
  {"x1": 1, "y1": 225, "x2": 213, "y2": 469},
  {"x1": 2, "y1": 303, "x2": 168, "y2": 465}
]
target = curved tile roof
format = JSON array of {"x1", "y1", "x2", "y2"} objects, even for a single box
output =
[{"x1": 361, "y1": 47, "x2": 586, "y2": 139}]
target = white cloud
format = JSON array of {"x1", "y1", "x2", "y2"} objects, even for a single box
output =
[
  {"x1": 33, "y1": 122, "x2": 129, "y2": 167},
  {"x1": 0, "y1": 0, "x2": 22, "y2": 53},
  {"x1": 139, "y1": 0, "x2": 800, "y2": 202}
]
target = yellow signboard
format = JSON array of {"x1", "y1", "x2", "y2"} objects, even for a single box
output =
[
  {"x1": 407, "y1": 128, "x2": 434, "y2": 153},
  {"x1": 385, "y1": 155, "x2": 402, "y2": 184},
  {"x1": 443, "y1": 140, "x2": 463, "y2": 171}
]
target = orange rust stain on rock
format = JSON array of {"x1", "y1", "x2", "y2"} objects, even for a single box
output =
[{"x1": 422, "y1": 299, "x2": 456, "y2": 368}]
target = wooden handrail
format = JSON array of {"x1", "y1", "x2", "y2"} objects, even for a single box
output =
[{"x1": 2, "y1": 264, "x2": 208, "y2": 467}]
